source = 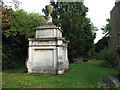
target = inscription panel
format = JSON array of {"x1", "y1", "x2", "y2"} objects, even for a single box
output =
[
  {"x1": 33, "y1": 49, "x2": 54, "y2": 68},
  {"x1": 36, "y1": 30, "x2": 54, "y2": 38}
]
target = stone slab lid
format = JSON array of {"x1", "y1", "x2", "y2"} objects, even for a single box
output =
[
  {"x1": 28, "y1": 37, "x2": 69, "y2": 43},
  {"x1": 34, "y1": 24, "x2": 58, "y2": 29},
  {"x1": 34, "y1": 24, "x2": 63, "y2": 32}
]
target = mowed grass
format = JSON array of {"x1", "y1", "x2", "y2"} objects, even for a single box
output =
[{"x1": 2, "y1": 60, "x2": 118, "y2": 88}]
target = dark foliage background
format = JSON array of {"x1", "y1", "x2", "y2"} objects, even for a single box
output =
[{"x1": 2, "y1": 8, "x2": 45, "y2": 70}]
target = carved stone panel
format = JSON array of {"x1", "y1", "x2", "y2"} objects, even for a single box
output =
[
  {"x1": 36, "y1": 29, "x2": 54, "y2": 38},
  {"x1": 33, "y1": 49, "x2": 54, "y2": 69}
]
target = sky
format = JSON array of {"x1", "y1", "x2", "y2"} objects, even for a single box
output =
[
  {"x1": 4, "y1": 0, "x2": 116, "y2": 43},
  {"x1": 84, "y1": 0, "x2": 115, "y2": 43}
]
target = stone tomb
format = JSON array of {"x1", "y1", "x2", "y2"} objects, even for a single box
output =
[{"x1": 26, "y1": 5, "x2": 69, "y2": 74}]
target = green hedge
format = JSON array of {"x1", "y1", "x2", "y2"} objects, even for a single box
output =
[{"x1": 96, "y1": 48, "x2": 118, "y2": 68}]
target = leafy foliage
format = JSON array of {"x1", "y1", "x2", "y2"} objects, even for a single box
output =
[
  {"x1": 2, "y1": 35, "x2": 28, "y2": 70},
  {"x1": 2, "y1": 8, "x2": 14, "y2": 30},
  {"x1": 101, "y1": 18, "x2": 111, "y2": 37},
  {"x1": 96, "y1": 48, "x2": 118, "y2": 68},
  {"x1": 94, "y1": 18, "x2": 117, "y2": 68},
  {"x1": 95, "y1": 36, "x2": 110, "y2": 53},
  {"x1": 2, "y1": 9, "x2": 46, "y2": 38},
  {"x1": 95, "y1": 19, "x2": 111, "y2": 53},
  {"x1": 2, "y1": 8, "x2": 45, "y2": 70}
]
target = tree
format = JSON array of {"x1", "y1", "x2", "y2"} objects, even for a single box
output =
[
  {"x1": 43, "y1": 1, "x2": 96, "y2": 62},
  {"x1": 95, "y1": 19, "x2": 111, "y2": 53},
  {"x1": 2, "y1": 9, "x2": 46, "y2": 38},
  {"x1": 2, "y1": 9, "x2": 46, "y2": 70},
  {"x1": 2, "y1": 8, "x2": 14, "y2": 31},
  {"x1": 95, "y1": 37, "x2": 109, "y2": 53},
  {"x1": 101, "y1": 18, "x2": 111, "y2": 37}
]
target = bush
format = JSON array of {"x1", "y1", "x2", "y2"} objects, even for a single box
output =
[
  {"x1": 2, "y1": 52, "x2": 25, "y2": 70},
  {"x1": 2, "y1": 9, "x2": 45, "y2": 70},
  {"x1": 96, "y1": 48, "x2": 118, "y2": 68},
  {"x1": 2, "y1": 36, "x2": 27, "y2": 70}
]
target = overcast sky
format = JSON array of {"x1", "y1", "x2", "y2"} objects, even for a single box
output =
[
  {"x1": 4, "y1": 0, "x2": 116, "y2": 43},
  {"x1": 84, "y1": 0, "x2": 115, "y2": 43}
]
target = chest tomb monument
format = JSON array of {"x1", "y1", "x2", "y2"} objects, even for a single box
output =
[{"x1": 26, "y1": 5, "x2": 69, "y2": 74}]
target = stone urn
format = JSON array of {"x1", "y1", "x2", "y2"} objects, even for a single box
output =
[
  {"x1": 46, "y1": 5, "x2": 54, "y2": 16},
  {"x1": 45, "y1": 5, "x2": 54, "y2": 24}
]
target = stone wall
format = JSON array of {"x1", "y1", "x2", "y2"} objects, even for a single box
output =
[
  {"x1": 109, "y1": 1, "x2": 120, "y2": 79},
  {"x1": 109, "y1": 2, "x2": 120, "y2": 49}
]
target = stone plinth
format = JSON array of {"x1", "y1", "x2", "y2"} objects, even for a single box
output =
[
  {"x1": 34, "y1": 25, "x2": 62, "y2": 38},
  {"x1": 26, "y1": 24, "x2": 69, "y2": 74}
]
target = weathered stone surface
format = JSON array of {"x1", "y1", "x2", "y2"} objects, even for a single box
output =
[
  {"x1": 109, "y1": 2, "x2": 120, "y2": 49},
  {"x1": 27, "y1": 38, "x2": 69, "y2": 74},
  {"x1": 35, "y1": 28, "x2": 62, "y2": 38},
  {"x1": 26, "y1": 5, "x2": 69, "y2": 74}
]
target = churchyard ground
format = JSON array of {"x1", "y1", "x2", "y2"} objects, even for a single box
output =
[{"x1": 2, "y1": 60, "x2": 118, "y2": 88}]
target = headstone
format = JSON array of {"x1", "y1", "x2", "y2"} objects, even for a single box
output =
[{"x1": 26, "y1": 5, "x2": 69, "y2": 74}]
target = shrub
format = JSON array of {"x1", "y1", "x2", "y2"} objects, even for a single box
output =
[
  {"x1": 2, "y1": 9, "x2": 45, "y2": 70},
  {"x1": 96, "y1": 48, "x2": 118, "y2": 68},
  {"x1": 2, "y1": 41, "x2": 27, "y2": 70}
]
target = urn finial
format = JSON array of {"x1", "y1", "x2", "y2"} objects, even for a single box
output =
[
  {"x1": 46, "y1": 5, "x2": 54, "y2": 16},
  {"x1": 45, "y1": 5, "x2": 54, "y2": 25}
]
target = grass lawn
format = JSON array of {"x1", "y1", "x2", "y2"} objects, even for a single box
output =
[{"x1": 2, "y1": 60, "x2": 118, "y2": 88}]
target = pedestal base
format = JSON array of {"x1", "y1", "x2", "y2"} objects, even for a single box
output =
[{"x1": 58, "y1": 70, "x2": 64, "y2": 74}]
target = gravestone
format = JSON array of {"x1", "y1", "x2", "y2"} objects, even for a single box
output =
[
  {"x1": 26, "y1": 5, "x2": 69, "y2": 74},
  {"x1": 109, "y1": 1, "x2": 120, "y2": 78}
]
